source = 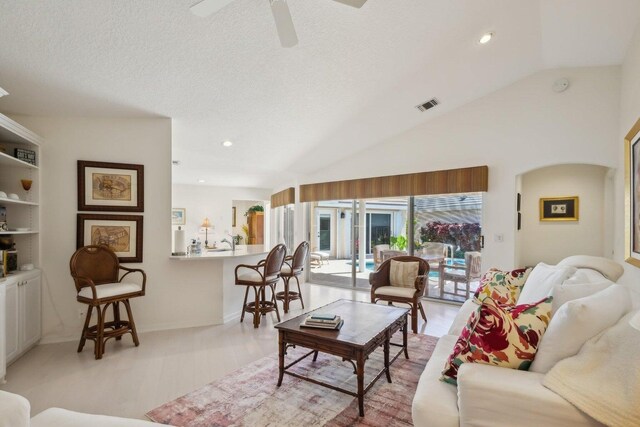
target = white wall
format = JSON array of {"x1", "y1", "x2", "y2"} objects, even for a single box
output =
[
  {"x1": 11, "y1": 116, "x2": 236, "y2": 343},
  {"x1": 171, "y1": 184, "x2": 268, "y2": 248},
  {"x1": 295, "y1": 66, "x2": 621, "y2": 272},
  {"x1": 616, "y1": 26, "x2": 640, "y2": 300},
  {"x1": 516, "y1": 164, "x2": 609, "y2": 267}
]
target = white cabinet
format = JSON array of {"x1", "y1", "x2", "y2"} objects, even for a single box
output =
[
  {"x1": 3, "y1": 270, "x2": 41, "y2": 367},
  {"x1": 4, "y1": 279, "x2": 18, "y2": 363}
]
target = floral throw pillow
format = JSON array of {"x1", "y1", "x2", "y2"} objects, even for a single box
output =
[
  {"x1": 440, "y1": 296, "x2": 552, "y2": 385},
  {"x1": 473, "y1": 267, "x2": 532, "y2": 306}
]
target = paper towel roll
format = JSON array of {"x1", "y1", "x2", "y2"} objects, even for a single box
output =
[{"x1": 174, "y1": 227, "x2": 186, "y2": 255}]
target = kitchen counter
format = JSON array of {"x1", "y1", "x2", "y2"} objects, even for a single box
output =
[
  {"x1": 169, "y1": 245, "x2": 269, "y2": 261},
  {"x1": 169, "y1": 245, "x2": 271, "y2": 324}
]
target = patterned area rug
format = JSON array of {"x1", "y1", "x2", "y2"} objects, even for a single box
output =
[{"x1": 146, "y1": 334, "x2": 438, "y2": 427}]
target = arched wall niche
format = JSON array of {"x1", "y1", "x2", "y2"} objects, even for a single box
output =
[{"x1": 515, "y1": 163, "x2": 615, "y2": 267}]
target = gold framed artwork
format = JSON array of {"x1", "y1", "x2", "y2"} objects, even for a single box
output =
[
  {"x1": 625, "y1": 117, "x2": 640, "y2": 267},
  {"x1": 77, "y1": 214, "x2": 143, "y2": 263},
  {"x1": 232, "y1": 207, "x2": 236, "y2": 227},
  {"x1": 172, "y1": 208, "x2": 186, "y2": 225},
  {"x1": 78, "y1": 160, "x2": 144, "y2": 212},
  {"x1": 539, "y1": 197, "x2": 579, "y2": 221}
]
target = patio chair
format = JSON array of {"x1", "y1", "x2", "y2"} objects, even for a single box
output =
[
  {"x1": 441, "y1": 251, "x2": 482, "y2": 299},
  {"x1": 373, "y1": 244, "x2": 390, "y2": 270}
]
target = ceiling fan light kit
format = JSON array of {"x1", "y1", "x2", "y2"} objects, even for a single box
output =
[{"x1": 190, "y1": 0, "x2": 368, "y2": 48}]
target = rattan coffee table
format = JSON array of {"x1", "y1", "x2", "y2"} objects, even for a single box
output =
[{"x1": 275, "y1": 299, "x2": 409, "y2": 416}]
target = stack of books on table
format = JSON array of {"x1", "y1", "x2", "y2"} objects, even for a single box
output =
[{"x1": 301, "y1": 313, "x2": 344, "y2": 330}]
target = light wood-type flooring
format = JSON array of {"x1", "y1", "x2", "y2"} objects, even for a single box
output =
[{"x1": 1, "y1": 284, "x2": 459, "y2": 420}]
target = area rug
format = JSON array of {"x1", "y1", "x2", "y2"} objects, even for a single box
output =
[{"x1": 146, "y1": 334, "x2": 438, "y2": 427}]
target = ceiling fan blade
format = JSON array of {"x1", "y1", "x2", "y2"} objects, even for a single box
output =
[
  {"x1": 332, "y1": 0, "x2": 368, "y2": 8},
  {"x1": 190, "y1": 0, "x2": 236, "y2": 17},
  {"x1": 270, "y1": 0, "x2": 299, "y2": 48}
]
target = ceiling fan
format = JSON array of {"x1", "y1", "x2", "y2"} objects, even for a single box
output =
[{"x1": 190, "y1": 0, "x2": 368, "y2": 48}]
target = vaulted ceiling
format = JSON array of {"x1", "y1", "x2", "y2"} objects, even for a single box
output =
[{"x1": 0, "y1": 0, "x2": 638, "y2": 188}]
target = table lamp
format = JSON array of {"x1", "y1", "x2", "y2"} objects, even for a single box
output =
[{"x1": 201, "y1": 217, "x2": 211, "y2": 248}]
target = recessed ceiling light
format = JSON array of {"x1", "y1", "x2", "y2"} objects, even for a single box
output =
[
  {"x1": 222, "y1": 140, "x2": 233, "y2": 147},
  {"x1": 479, "y1": 32, "x2": 494, "y2": 44},
  {"x1": 198, "y1": 179, "x2": 206, "y2": 183}
]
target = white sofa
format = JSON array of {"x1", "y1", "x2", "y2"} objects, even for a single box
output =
[
  {"x1": 0, "y1": 390, "x2": 167, "y2": 427},
  {"x1": 412, "y1": 256, "x2": 634, "y2": 427}
]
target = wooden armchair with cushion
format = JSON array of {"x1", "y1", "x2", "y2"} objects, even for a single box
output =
[
  {"x1": 69, "y1": 245, "x2": 146, "y2": 360},
  {"x1": 369, "y1": 256, "x2": 430, "y2": 333}
]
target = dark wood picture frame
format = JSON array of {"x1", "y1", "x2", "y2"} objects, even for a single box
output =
[
  {"x1": 539, "y1": 196, "x2": 579, "y2": 221},
  {"x1": 78, "y1": 160, "x2": 144, "y2": 212},
  {"x1": 77, "y1": 214, "x2": 143, "y2": 263}
]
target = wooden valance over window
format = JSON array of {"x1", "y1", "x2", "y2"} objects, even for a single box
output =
[
  {"x1": 299, "y1": 166, "x2": 488, "y2": 203},
  {"x1": 271, "y1": 187, "x2": 295, "y2": 208}
]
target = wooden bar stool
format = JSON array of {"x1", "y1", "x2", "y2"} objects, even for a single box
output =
[
  {"x1": 69, "y1": 245, "x2": 146, "y2": 359},
  {"x1": 276, "y1": 241, "x2": 309, "y2": 313},
  {"x1": 235, "y1": 244, "x2": 286, "y2": 328}
]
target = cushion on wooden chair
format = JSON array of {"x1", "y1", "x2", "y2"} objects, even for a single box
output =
[
  {"x1": 374, "y1": 286, "x2": 417, "y2": 298},
  {"x1": 390, "y1": 260, "x2": 419, "y2": 288},
  {"x1": 281, "y1": 264, "x2": 292, "y2": 274},
  {"x1": 77, "y1": 282, "x2": 142, "y2": 299},
  {"x1": 237, "y1": 268, "x2": 277, "y2": 283}
]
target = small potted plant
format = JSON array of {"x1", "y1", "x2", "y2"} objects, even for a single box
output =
[{"x1": 244, "y1": 205, "x2": 264, "y2": 216}]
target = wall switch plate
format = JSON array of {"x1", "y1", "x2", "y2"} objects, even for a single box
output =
[{"x1": 494, "y1": 233, "x2": 504, "y2": 243}]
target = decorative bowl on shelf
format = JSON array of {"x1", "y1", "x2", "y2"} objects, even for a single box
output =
[
  {"x1": 0, "y1": 191, "x2": 6, "y2": 199},
  {"x1": 7, "y1": 193, "x2": 19, "y2": 200}
]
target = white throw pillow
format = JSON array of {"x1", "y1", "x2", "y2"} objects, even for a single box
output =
[
  {"x1": 551, "y1": 280, "x2": 613, "y2": 316},
  {"x1": 389, "y1": 260, "x2": 419, "y2": 288},
  {"x1": 529, "y1": 284, "x2": 631, "y2": 373},
  {"x1": 562, "y1": 268, "x2": 608, "y2": 284},
  {"x1": 517, "y1": 263, "x2": 576, "y2": 305}
]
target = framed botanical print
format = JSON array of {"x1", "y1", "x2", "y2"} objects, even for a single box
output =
[
  {"x1": 77, "y1": 214, "x2": 143, "y2": 263},
  {"x1": 78, "y1": 161, "x2": 144, "y2": 212},
  {"x1": 625, "y1": 117, "x2": 640, "y2": 267},
  {"x1": 539, "y1": 197, "x2": 579, "y2": 221}
]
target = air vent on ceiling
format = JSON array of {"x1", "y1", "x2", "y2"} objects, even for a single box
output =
[{"x1": 416, "y1": 98, "x2": 439, "y2": 112}]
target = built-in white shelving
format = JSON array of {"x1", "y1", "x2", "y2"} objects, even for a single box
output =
[{"x1": 0, "y1": 107, "x2": 42, "y2": 379}]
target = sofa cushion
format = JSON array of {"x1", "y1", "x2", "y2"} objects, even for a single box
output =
[
  {"x1": 473, "y1": 267, "x2": 531, "y2": 306},
  {"x1": 447, "y1": 298, "x2": 479, "y2": 336},
  {"x1": 31, "y1": 408, "x2": 165, "y2": 426},
  {"x1": 517, "y1": 263, "x2": 576, "y2": 305},
  {"x1": 0, "y1": 391, "x2": 30, "y2": 427},
  {"x1": 529, "y1": 284, "x2": 631, "y2": 373},
  {"x1": 412, "y1": 334, "x2": 460, "y2": 427},
  {"x1": 389, "y1": 260, "x2": 419, "y2": 288},
  {"x1": 441, "y1": 296, "x2": 552, "y2": 385}
]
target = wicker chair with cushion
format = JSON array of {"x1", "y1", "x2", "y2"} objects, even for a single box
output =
[
  {"x1": 276, "y1": 241, "x2": 309, "y2": 313},
  {"x1": 370, "y1": 256, "x2": 430, "y2": 333},
  {"x1": 235, "y1": 244, "x2": 287, "y2": 328},
  {"x1": 69, "y1": 245, "x2": 146, "y2": 360}
]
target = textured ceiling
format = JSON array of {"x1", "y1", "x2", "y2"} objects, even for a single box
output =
[{"x1": 0, "y1": 0, "x2": 638, "y2": 188}]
